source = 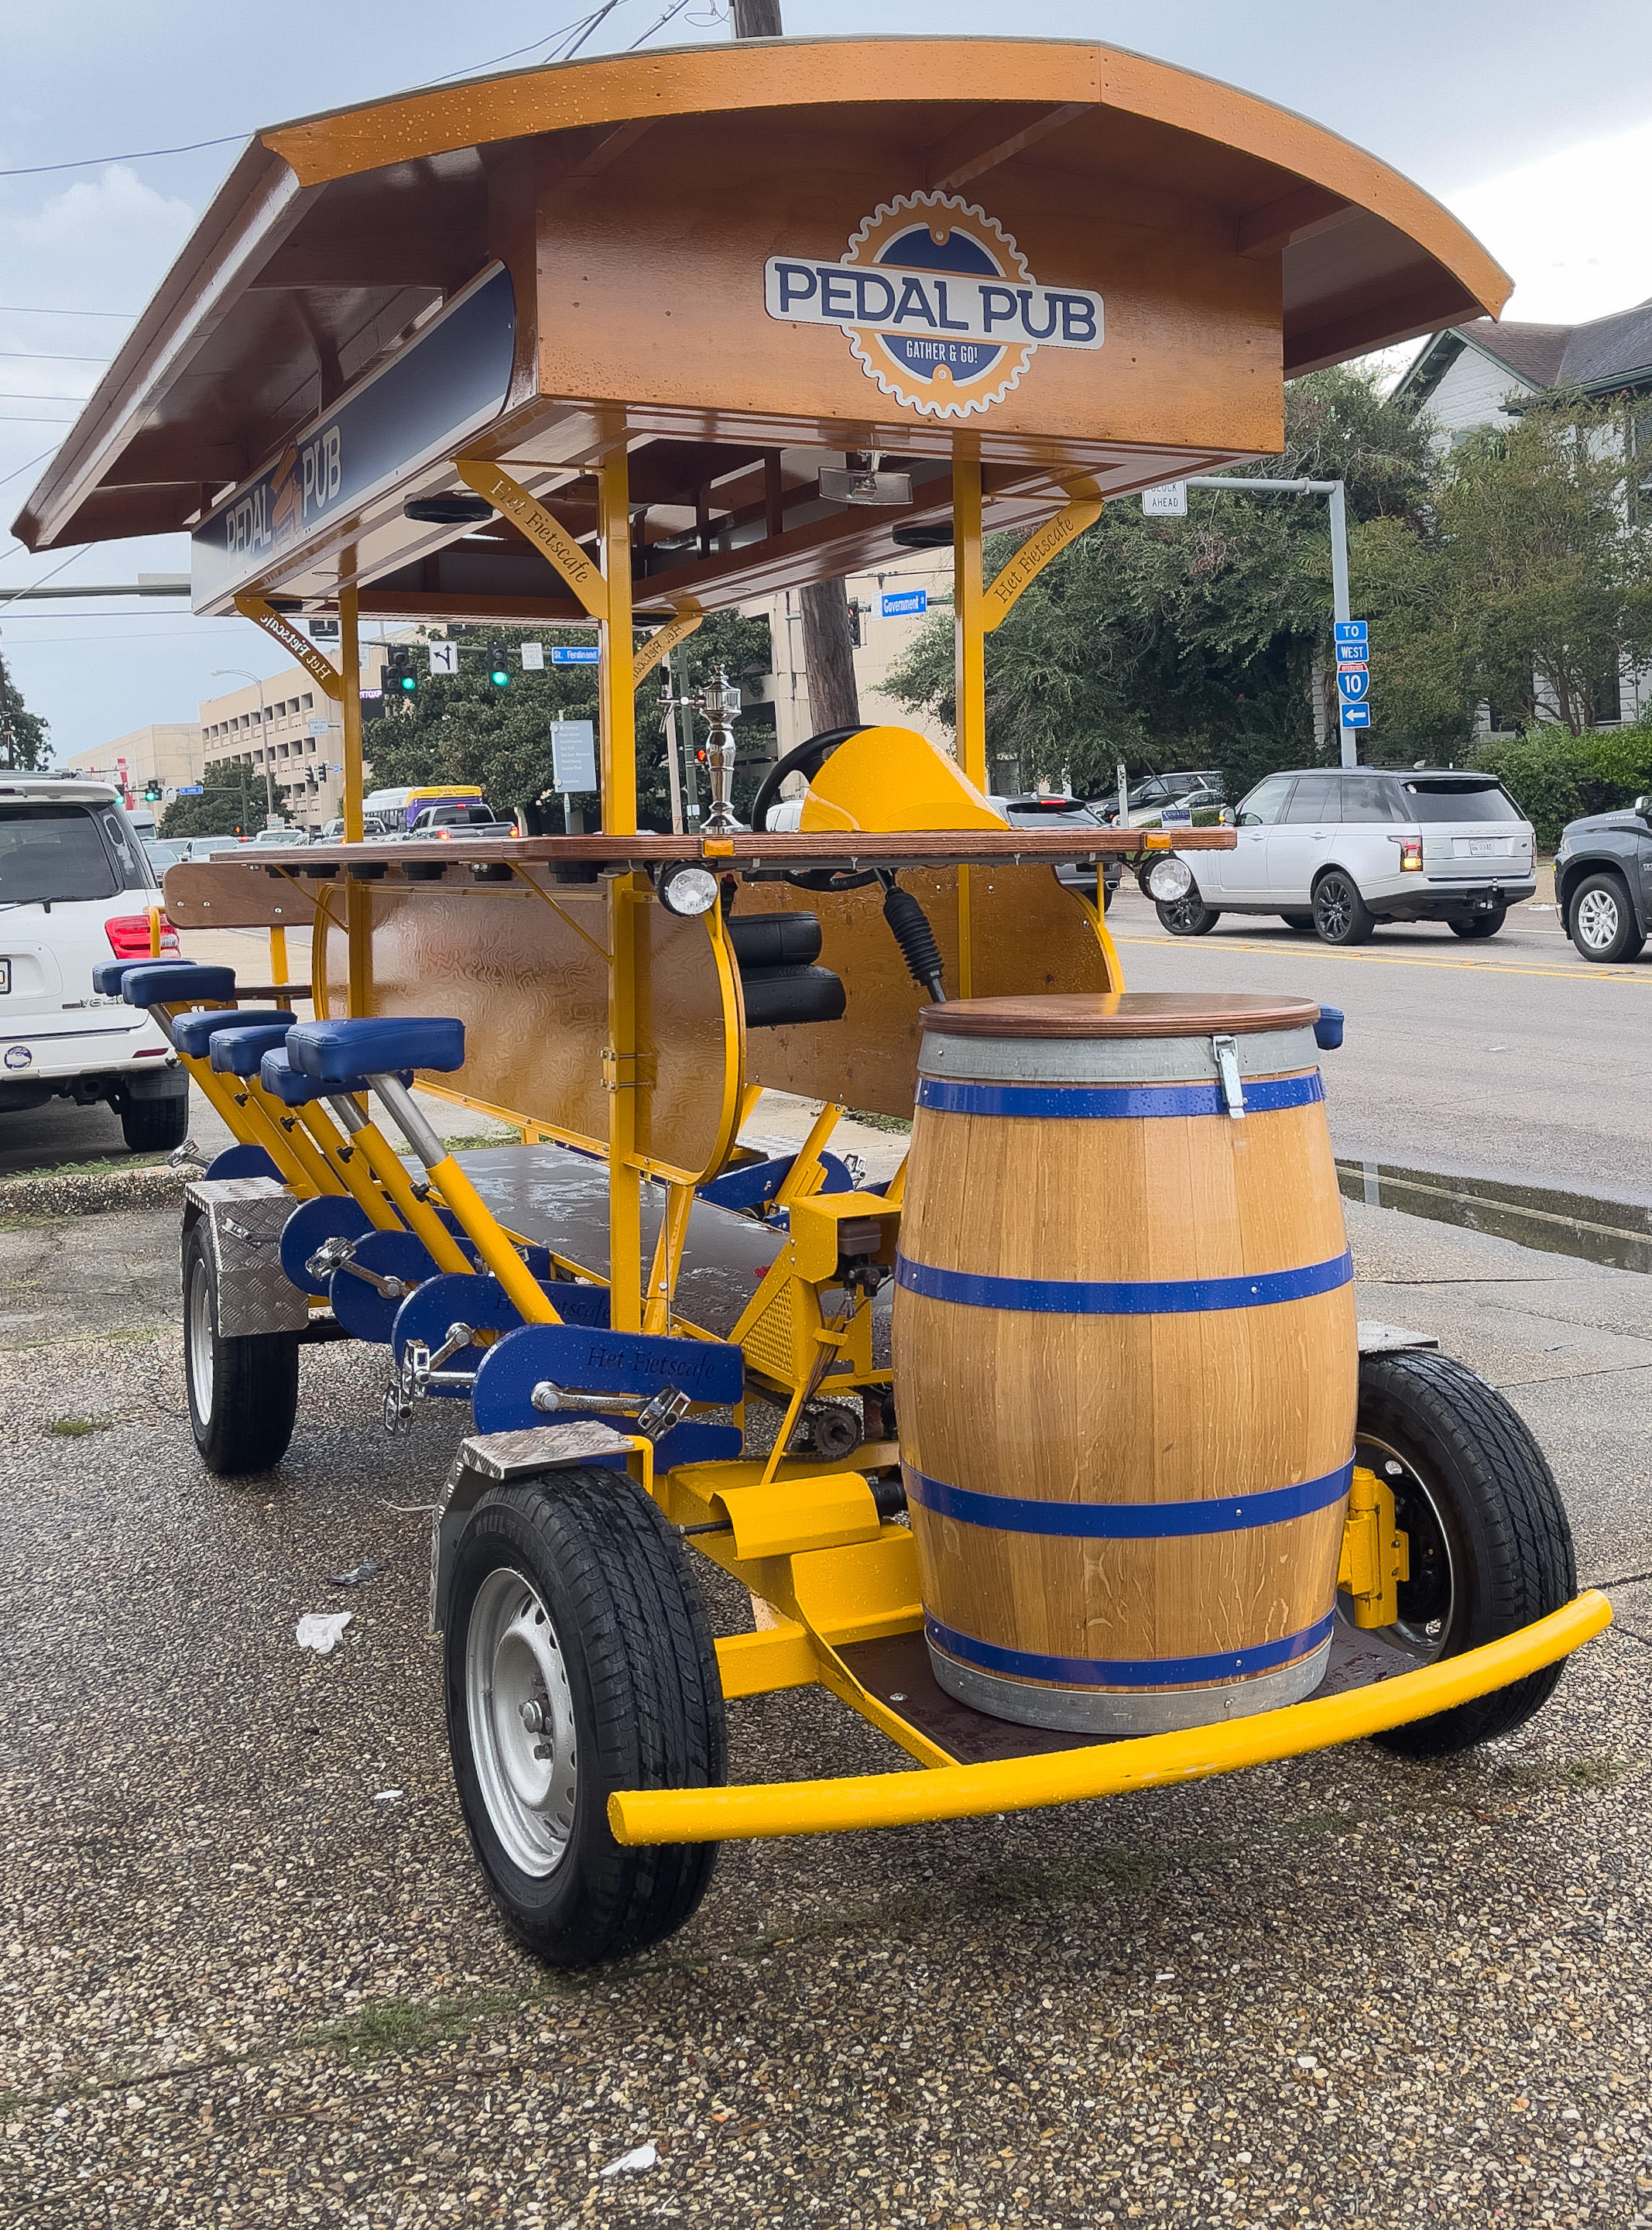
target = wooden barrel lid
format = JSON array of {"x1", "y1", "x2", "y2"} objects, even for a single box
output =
[{"x1": 917, "y1": 992, "x2": 1321, "y2": 1039}]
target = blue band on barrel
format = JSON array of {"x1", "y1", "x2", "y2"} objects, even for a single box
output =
[
  {"x1": 925, "y1": 1608, "x2": 1337, "y2": 1690},
  {"x1": 903, "y1": 1459, "x2": 1352, "y2": 1539},
  {"x1": 894, "y1": 1248, "x2": 1353, "y2": 1316},
  {"x1": 915, "y1": 1074, "x2": 1324, "y2": 1120}
]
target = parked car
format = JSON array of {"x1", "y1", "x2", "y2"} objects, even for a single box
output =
[
  {"x1": 0, "y1": 775, "x2": 188, "y2": 1149},
  {"x1": 181, "y1": 835, "x2": 246, "y2": 862},
  {"x1": 1159, "y1": 767, "x2": 1536, "y2": 945},
  {"x1": 142, "y1": 837, "x2": 190, "y2": 875},
  {"x1": 1098, "y1": 770, "x2": 1223, "y2": 826},
  {"x1": 989, "y1": 794, "x2": 1120, "y2": 906},
  {"x1": 1554, "y1": 797, "x2": 1652, "y2": 962}
]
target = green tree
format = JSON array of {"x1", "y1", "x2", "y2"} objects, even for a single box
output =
[
  {"x1": 363, "y1": 612, "x2": 772, "y2": 828},
  {"x1": 1435, "y1": 396, "x2": 1652, "y2": 736},
  {"x1": 885, "y1": 364, "x2": 1432, "y2": 798},
  {"x1": 1349, "y1": 393, "x2": 1652, "y2": 760},
  {"x1": 0, "y1": 650, "x2": 49, "y2": 770},
  {"x1": 159, "y1": 763, "x2": 265, "y2": 839}
]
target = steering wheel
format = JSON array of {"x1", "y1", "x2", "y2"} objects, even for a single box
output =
[{"x1": 749, "y1": 726, "x2": 878, "y2": 893}]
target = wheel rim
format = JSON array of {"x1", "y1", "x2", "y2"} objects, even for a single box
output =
[
  {"x1": 187, "y1": 1253, "x2": 214, "y2": 1418},
  {"x1": 465, "y1": 1566, "x2": 578, "y2": 1877},
  {"x1": 1165, "y1": 892, "x2": 1202, "y2": 931},
  {"x1": 1349, "y1": 1431, "x2": 1456, "y2": 1662},
  {"x1": 1576, "y1": 887, "x2": 1620, "y2": 951},
  {"x1": 1316, "y1": 878, "x2": 1352, "y2": 938}
]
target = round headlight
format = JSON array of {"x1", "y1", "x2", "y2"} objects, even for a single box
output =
[
  {"x1": 656, "y1": 862, "x2": 720, "y2": 917},
  {"x1": 1146, "y1": 855, "x2": 1194, "y2": 902}
]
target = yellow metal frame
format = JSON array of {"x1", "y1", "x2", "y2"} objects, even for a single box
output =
[{"x1": 609, "y1": 1593, "x2": 1613, "y2": 1844}]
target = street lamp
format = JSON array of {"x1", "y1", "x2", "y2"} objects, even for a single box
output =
[{"x1": 211, "y1": 667, "x2": 279, "y2": 829}]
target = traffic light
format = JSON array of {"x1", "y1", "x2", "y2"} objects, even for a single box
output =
[
  {"x1": 488, "y1": 642, "x2": 511, "y2": 687},
  {"x1": 142, "y1": 780, "x2": 162, "y2": 802},
  {"x1": 386, "y1": 647, "x2": 416, "y2": 696}
]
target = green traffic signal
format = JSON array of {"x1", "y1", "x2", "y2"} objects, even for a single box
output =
[{"x1": 488, "y1": 642, "x2": 510, "y2": 687}]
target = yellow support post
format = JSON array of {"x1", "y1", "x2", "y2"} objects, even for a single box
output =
[
  {"x1": 338, "y1": 576, "x2": 371, "y2": 1019},
  {"x1": 952, "y1": 453, "x2": 986, "y2": 791},
  {"x1": 598, "y1": 448, "x2": 644, "y2": 1333},
  {"x1": 643, "y1": 1178, "x2": 694, "y2": 1336},
  {"x1": 269, "y1": 925, "x2": 290, "y2": 986},
  {"x1": 953, "y1": 453, "x2": 985, "y2": 1000},
  {"x1": 598, "y1": 450, "x2": 636, "y2": 837}
]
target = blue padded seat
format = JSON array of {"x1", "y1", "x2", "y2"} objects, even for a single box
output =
[
  {"x1": 211, "y1": 1023, "x2": 300, "y2": 1078},
  {"x1": 122, "y1": 962, "x2": 237, "y2": 1007},
  {"x1": 286, "y1": 1016, "x2": 464, "y2": 1083},
  {"x1": 259, "y1": 1048, "x2": 410, "y2": 1105},
  {"x1": 173, "y1": 1008, "x2": 296, "y2": 1061},
  {"x1": 93, "y1": 958, "x2": 165, "y2": 997}
]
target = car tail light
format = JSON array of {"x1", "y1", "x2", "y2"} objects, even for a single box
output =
[
  {"x1": 105, "y1": 913, "x2": 180, "y2": 959},
  {"x1": 1399, "y1": 840, "x2": 1422, "y2": 872}
]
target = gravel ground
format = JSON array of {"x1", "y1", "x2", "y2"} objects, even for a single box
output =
[{"x1": 2, "y1": 1197, "x2": 1649, "y2": 2227}]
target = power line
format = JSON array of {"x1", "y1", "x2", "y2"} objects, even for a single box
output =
[
  {"x1": 0, "y1": 305, "x2": 137, "y2": 319},
  {"x1": 0, "y1": 393, "x2": 95, "y2": 404},
  {"x1": 0, "y1": 134, "x2": 245, "y2": 180},
  {"x1": 0, "y1": 448, "x2": 58, "y2": 492},
  {"x1": 0, "y1": 350, "x2": 111, "y2": 363},
  {"x1": 2, "y1": 12, "x2": 646, "y2": 179},
  {"x1": 0, "y1": 413, "x2": 81, "y2": 424}
]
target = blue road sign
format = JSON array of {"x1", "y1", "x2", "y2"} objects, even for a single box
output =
[
  {"x1": 551, "y1": 646, "x2": 600, "y2": 665},
  {"x1": 1335, "y1": 619, "x2": 1368, "y2": 643},
  {"x1": 1340, "y1": 703, "x2": 1371, "y2": 729},
  {"x1": 882, "y1": 589, "x2": 928, "y2": 618},
  {"x1": 176, "y1": 784, "x2": 204, "y2": 795},
  {"x1": 1338, "y1": 669, "x2": 1370, "y2": 702}
]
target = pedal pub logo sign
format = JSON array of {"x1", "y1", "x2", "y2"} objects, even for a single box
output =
[{"x1": 764, "y1": 192, "x2": 1105, "y2": 420}]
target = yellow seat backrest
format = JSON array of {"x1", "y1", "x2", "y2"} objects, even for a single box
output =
[{"x1": 795, "y1": 726, "x2": 1008, "y2": 833}]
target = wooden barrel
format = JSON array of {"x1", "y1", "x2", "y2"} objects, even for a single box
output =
[{"x1": 891, "y1": 991, "x2": 1356, "y2": 1735}]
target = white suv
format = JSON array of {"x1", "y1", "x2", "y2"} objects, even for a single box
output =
[
  {"x1": 0, "y1": 776, "x2": 189, "y2": 1149},
  {"x1": 1160, "y1": 768, "x2": 1536, "y2": 945}
]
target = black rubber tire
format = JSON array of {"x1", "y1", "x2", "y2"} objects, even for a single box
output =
[
  {"x1": 1567, "y1": 870, "x2": 1645, "y2": 964},
  {"x1": 1357, "y1": 1350, "x2": 1576, "y2": 1758},
  {"x1": 1156, "y1": 890, "x2": 1220, "y2": 935},
  {"x1": 445, "y1": 1468, "x2": 725, "y2": 1968},
  {"x1": 1448, "y1": 907, "x2": 1507, "y2": 940},
  {"x1": 1280, "y1": 911, "x2": 1316, "y2": 934},
  {"x1": 182, "y1": 1216, "x2": 300, "y2": 1476},
  {"x1": 1312, "y1": 867, "x2": 1376, "y2": 945},
  {"x1": 120, "y1": 1089, "x2": 188, "y2": 1152}
]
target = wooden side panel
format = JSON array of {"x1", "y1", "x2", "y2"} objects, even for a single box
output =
[
  {"x1": 317, "y1": 877, "x2": 740, "y2": 1181},
  {"x1": 891, "y1": 1093, "x2": 1359, "y2": 1686},
  {"x1": 742, "y1": 866, "x2": 1111, "y2": 1118},
  {"x1": 163, "y1": 862, "x2": 319, "y2": 930}
]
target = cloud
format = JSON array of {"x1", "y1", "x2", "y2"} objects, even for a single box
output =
[
  {"x1": 1448, "y1": 119, "x2": 1652, "y2": 326},
  {"x1": 0, "y1": 166, "x2": 195, "y2": 414}
]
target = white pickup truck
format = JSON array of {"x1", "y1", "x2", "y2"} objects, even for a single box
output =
[{"x1": 0, "y1": 774, "x2": 189, "y2": 1150}]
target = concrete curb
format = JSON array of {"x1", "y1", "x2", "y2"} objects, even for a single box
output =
[{"x1": 0, "y1": 1161, "x2": 190, "y2": 1222}]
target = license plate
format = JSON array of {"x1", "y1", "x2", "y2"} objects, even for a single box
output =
[
  {"x1": 0, "y1": 959, "x2": 9, "y2": 994},
  {"x1": 1455, "y1": 838, "x2": 1510, "y2": 859}
]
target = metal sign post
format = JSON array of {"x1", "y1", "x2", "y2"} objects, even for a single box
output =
[{"x1": 1184, "y1": 476, "x2": 1358, "y2": 767}]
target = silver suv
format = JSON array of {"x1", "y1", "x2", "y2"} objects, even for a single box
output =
[{"x1": 1161, "y1": 768, "x2": 1535, "y2": 945}]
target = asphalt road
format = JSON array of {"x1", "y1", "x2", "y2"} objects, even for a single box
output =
[
  {"x1": 1109, "y1": 881, "x2": 1652, "y2": 1209},
  {"x1": 2, "y1": 1190, "x2": 1650, "y2": 2225}
]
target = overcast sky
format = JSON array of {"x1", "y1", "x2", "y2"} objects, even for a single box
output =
[{"x1": 5, "y1": 0, "x2": 1652, "y2": 763}]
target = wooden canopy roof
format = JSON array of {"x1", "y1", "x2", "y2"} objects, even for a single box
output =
[{"x1": 12, "y1": 37, "x2": 1508, "y2": 620}]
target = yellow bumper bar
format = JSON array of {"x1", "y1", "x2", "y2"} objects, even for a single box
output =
[{"x1": 608, "y1": 1591, "x2": 1611, "y2": 1847}]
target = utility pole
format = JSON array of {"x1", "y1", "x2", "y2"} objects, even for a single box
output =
[{"x1": 729, "y1": 0, "x2": 862, "y2": 733}]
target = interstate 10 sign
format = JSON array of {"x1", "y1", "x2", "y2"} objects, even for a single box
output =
[{"x1": 765, "y1": 192, "x2": 1105, "y2": 420}]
